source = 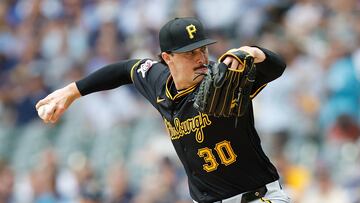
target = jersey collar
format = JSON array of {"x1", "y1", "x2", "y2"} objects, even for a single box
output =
[{"x1": 165, "y1": 75, "x2": 199, "y2": 100}]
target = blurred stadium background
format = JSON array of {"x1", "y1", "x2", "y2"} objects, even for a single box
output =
[{"x1": 0, "y1": 0, "x2": 360, "y2": 202}]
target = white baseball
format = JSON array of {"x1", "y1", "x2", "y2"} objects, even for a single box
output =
[{"x1": 37, "y1": 104, "x2": 55, "y2": 120}]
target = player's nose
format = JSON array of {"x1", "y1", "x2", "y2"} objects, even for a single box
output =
[{"x1": 194, "y1": 49, "x2": 206, "y2": 65}]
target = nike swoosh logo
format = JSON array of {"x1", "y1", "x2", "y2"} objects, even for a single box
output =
[{"x1": 157, "y1": 97, "x2": 165, "y2": 103}]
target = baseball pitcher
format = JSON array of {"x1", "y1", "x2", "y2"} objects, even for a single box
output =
[{"x1": 36, "y1": 17, "x2": 291, "y2": 203}]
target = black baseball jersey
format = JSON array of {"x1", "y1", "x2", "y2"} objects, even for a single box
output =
[{"x1": 76, "y1": 47, "x2": 286, "y2": 203}]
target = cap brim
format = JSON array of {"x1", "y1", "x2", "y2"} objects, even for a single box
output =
[{"x1": 172, "y1": 39, "x2": 217, "y2": 53}]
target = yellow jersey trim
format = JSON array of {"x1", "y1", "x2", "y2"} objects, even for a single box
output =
[
  {"x1": 130, "y1": 60, "x2": 142, "y2": 82},
  {"x1": 250, "y1": 83, "x2": 267, "y2": 99},
  {"x1": 156, "y1": 97, "x2": 166, "y2": 103},
  {"x1": 165, "y1": 76, "x2": 199, "y2": 100}
]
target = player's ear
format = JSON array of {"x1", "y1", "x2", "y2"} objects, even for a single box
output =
[{"x1": 161, "y1": 52, "x2": 172, "y2": 65}]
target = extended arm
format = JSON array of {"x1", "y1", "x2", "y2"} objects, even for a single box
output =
[
  {"x1": 76, "y1": 59, "x2": 137, "y2": 96},
  {"x1": 35, "y1": 60, "x2": 139, "y2": 123}
]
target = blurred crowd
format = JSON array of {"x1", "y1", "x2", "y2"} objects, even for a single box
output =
[{"x1": 0, "y1": 0, "x2": 360, "y2": 203}]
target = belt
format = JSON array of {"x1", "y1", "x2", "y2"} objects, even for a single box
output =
[
  {"x1": 215, "y1": 186, "x2": 267, "y2": 203},
  {"x1": 215, "y1": 180, "x2": 281, "y2": 203},
  {"x1": 240, "y1": 186, "x2": 267, "y2": 203},
  {"x1": 192, "y1": 180, "x2": 281, "y2": 203}
]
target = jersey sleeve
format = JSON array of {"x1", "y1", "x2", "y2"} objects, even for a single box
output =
[
  {"x1": 76, "y1": 59, "x2": 140, "y2": 96},
  {"x1": 250, "y1": 47, "x2": 286, "y2": 98},
  {"x1": 130, "y1": 59, "x2": 168, "y2": 108}
]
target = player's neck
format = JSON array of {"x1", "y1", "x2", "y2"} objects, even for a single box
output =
[
  {"x1": 169, "y1": 78, "x2": 185, "y2": 92},
  {"x1": 173, "y1": 79, "x2": 194, "y2": 91},
  {"x1": 169, "y1": 81, "x2": 183, "y2": 95}
]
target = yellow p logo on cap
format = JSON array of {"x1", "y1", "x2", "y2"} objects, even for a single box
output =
[{"x1": 186, "y1": 24, "x2": 197, "y2": 39}]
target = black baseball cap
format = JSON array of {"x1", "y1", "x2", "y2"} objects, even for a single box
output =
[{"x1": 159, "y1": 17, "x2": 217, "y2": 53}]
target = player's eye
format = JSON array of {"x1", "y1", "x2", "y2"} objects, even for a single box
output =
[
  {"x1": 200, "y1": 46, "x2": 207, "y2": 53},
  {"x1": 183, "y1": 50, "x2": 195, "y2": 57},
  {"x1": 191, "y1": 47, "x2": 207, "y2": 55}
]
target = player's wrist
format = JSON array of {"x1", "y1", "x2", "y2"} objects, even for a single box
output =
[{"x1": 66, "y1": 82, "x2": 82, "y2": 101}]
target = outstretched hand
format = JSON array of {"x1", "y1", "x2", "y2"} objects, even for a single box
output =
[{"x1": 35, "y1": 82, "x2": 81, "y2": 123}]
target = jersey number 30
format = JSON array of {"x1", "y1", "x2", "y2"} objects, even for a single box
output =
[{"x1": 197, "y1": 140, "x2": 237, "y2": 172}]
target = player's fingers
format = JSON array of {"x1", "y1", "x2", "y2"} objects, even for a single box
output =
[
  {"x1": 222, "y1": 57, "x2": 232, "y2": 66},
  {"x1": 49, "y1": 105, "x2": 66, "y2": 123},
  {"x1": 43, "y1": 104, "x2": 56, "y2": 123},
  {"x1": 36, "y1": 97, "x2": 51, "y2": 109},
  {"x1": 230, "y1": 60, "x2": 239, "y2": 70}
]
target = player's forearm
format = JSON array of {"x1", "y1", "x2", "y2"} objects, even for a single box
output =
[
  {"x1": 255, "y1": 47, "x2": 286, "y2": 82},
  {"x1": 76, "y1": 60, "x2": 138, "y2": 96}
]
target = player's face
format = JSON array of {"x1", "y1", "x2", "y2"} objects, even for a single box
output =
[{"x1": 165, "y1": 46, "x2": 209, "y2": 90}]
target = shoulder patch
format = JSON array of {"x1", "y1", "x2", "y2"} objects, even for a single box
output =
[{"x1": 137, "y1": 60, "x2": 157, "y2": 78}]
